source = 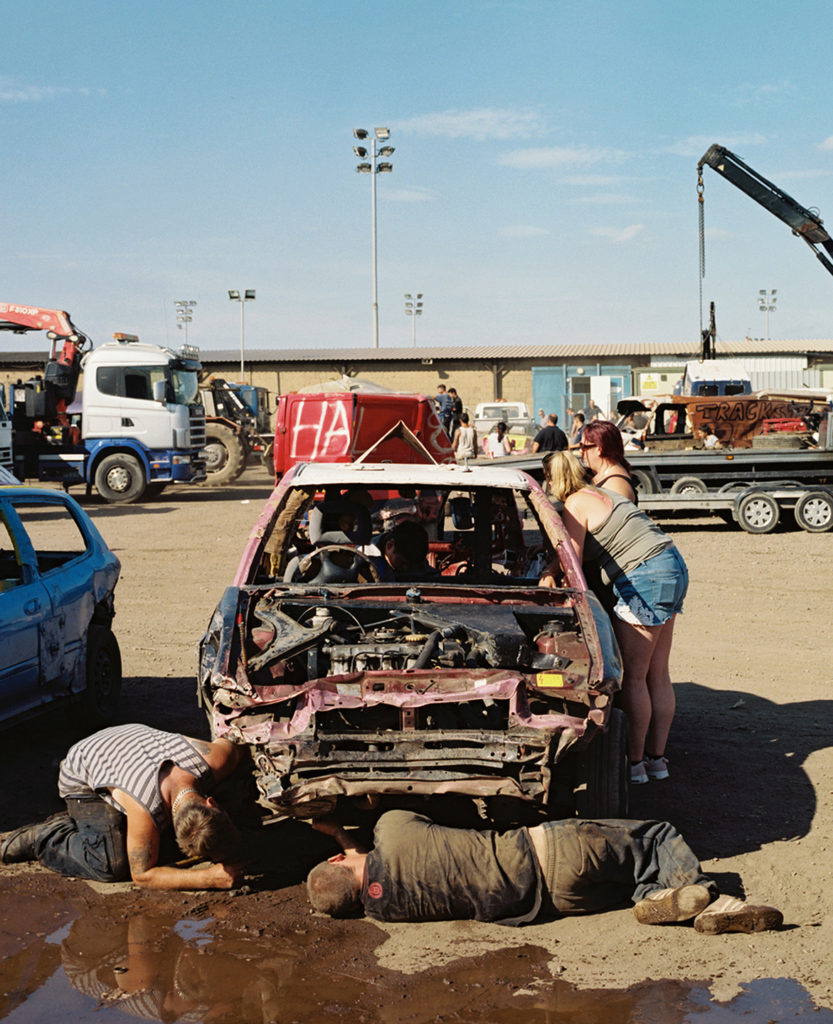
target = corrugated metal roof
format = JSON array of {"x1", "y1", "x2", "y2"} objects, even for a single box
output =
[
  {"x1": 168, "y1": 339, "x2": 833, "y2": 363},
  {"x1": 4, "y1": 339, "x2": 833, "y2": 366}
]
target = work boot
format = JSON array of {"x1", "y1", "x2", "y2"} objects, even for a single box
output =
[
  {"x1": 633, "y1": 884, "x2": 713, "y2": 925},
  {"x1": 0, "y1": 823, "x2": 43, "y2": 864},
  {"x1": 693, "y1": 895, "x2": 783, "y2": 934}
]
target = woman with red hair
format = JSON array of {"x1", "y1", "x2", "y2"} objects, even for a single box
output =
[{"x1": 579, "y1": 419, "x2": 637, "y2": 501}]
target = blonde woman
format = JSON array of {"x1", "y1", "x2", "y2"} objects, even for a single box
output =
[{"x1": 540, "y1": 452, "x2": 688, "y2": 786}]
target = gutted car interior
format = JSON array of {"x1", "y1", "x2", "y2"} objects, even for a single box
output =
[{"x1": 199, "y1": 468, "x2": 624, "y2": 822}]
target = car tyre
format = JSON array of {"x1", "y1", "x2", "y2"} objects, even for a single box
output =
[
  {"x1": 573, "y1": 708, "x2": 628, "y2": 818},
  {"x1": 79, "y1": 626, "x2": 122, "y2": 728},
  {"x1": 95, "y1": 453, "x2": 146, "y2": 503}
]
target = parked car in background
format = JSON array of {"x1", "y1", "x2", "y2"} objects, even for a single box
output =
[
  {"x1": 0, "y1": 487, "x2": 121, "y2": 727},
  {"x1": 198, "y1": 462, "x2": 625, "y2": 825}
]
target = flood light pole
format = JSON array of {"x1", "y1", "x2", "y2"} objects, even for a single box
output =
[
  {"x1": 354, "y1": 127, "x2": 394, "y2": 348},
  {"x1": 404, "y1": 293, "x2": 423, "y2": 346},
  {"x1": 174, "y1": 300, "x2": 196, "y2": 344},
  {"x1": 758, "y1": 288, "x2": 777, "y2": 340},
  {"x1": 228, "y1": 289, "x2": 256, "y2": 378}
]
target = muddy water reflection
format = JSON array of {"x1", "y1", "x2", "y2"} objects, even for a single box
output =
[{"x1": 1, "y1": 900, "x2": 831, "y2": 1024}]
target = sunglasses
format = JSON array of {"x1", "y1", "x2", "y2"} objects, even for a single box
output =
[{"x1": 579, "y1": 442, "x2": 596, "y2": 450}]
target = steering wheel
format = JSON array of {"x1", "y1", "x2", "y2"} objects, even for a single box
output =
[{"x1": 290, "y1": 544, "x2": 382, "y2": 584}]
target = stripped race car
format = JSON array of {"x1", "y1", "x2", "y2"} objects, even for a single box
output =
[
  {"x1": 1, "y1": 487, "x2": 121, "y2": 727},
  {"x1": 198, "y1": 462, "x2": 625, "y2": 823}
]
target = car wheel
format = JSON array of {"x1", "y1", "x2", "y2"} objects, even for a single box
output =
[
  {"x1": 79, "y1": 626, "x2": 122, "y2": 728},
  {"x1": 794, "y1": 490, "x2": 833, "y2": 533},
  {"x1": 95, "y1": 453, "x2": 146, "y2": 503},
  {"x1": 201, "y1": 424, "x2": 247, "y2": 486},
  {"x1": 573, "y1": 708, "x2": 628, "y2": 818}
]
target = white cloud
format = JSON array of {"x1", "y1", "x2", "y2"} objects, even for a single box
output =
[
  {"x1": 496, "y1": 146, "x2": 629, "y2": 169},
  {"x1": 394, "y1": 107, "x2": 547, "y2": 141},
  {"x1": 499, "y1": 225, "x2": 550, "y2": 238},
  {"x1": 589, "y1": 224, "x2": 645, "y2": 243},
  {"x1": 732, "y1": 80, "x2": 795, "y2": 106},
  {"x1": 0, "y1": 78, "x2": 103, "y2": 102},
  {"x1": 668, "y1": 134, "x2": 767, "y2": 158},
  {"x1": 819, "y1": 136, "x2": 833, "y2": 151}
]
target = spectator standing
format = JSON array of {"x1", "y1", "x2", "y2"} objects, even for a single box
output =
[
  {"x1": 580, "y1": 419, "x2": 637, "y2": 502},
  {"x1": 435, "y1": 385, "x2": 453, "y2": 436},
  {"x1": 452, "y1": 412, "x2": 478, "y2": 461},
  {"x1": 532, "y1": 414, "x2": 568, "y2": 454},
  {"x1": 568, "y1": 411, "x2": 586, "y2": 449},
  {"x1": 448, "y1": 388, "x2": 464, "y2": 435}
]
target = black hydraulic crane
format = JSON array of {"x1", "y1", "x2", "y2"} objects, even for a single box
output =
[{"x1": 697, "y1": 143, "x2": 833, "y2": 279}]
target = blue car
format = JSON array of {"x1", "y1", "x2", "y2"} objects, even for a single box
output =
[{"x1": 0, "y1": 487, "x2": 121, "y2": 727}]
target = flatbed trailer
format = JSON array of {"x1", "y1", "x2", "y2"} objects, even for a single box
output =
[
  {"x1": 637, "y1": 485, "x2": 833, "y2": 534},
  {"x1": 625, "y1": 445, "x2": 833, "y2": 495}
]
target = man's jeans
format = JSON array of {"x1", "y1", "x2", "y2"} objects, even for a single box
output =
[
  {"x1": 538, "y1": 819, "x2": 719, "y2": 916},
  {"x1": 35, "y1": 794, "x2": 130, "y2": 882}
]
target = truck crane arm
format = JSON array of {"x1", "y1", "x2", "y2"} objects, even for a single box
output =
[
  {"x1": 697, "y1": 144, "x2": 833, "y2": 278},
  {"x1": 0, "y1": 303, "x2": 92, "y2": 421}
]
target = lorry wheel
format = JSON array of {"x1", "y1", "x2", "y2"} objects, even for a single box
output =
[
  {"x1": 95, "y1": 453, "x2": 146, "y2": 503},
  {"x1": 670, "y1": 475, "x2": 707, "y2": 495},
  {"x1": 630, "y1": 469, "x2": 655, "y2": 495},
  {"x1": 736, "y1": 492, "x2": 780, "y2": 534},
  {"x1": 78, "y1": 626, "x2": 122, "y2": 728},
  {"x1": 795, "y1": 490, "x2": 833, "y2": 533},
  {"x1": 201, "y1": 425, "x2": 246, "y2": 486},
  {"x1": 573, "y1": 708, "x2": 628, "y2": 818}
]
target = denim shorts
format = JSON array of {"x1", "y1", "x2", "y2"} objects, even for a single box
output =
[{"x1": 610, "y1": 545, "x2": 688, "y2": 627}]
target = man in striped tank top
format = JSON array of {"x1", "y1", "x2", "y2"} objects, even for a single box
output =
[{"x1": 1, "y1": 723, "x2": 244, "y2": 890}]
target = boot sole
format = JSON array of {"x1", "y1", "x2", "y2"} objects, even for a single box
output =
[
  {"x1": 694, "y1": 906, "x2": 783, "y2": 934},
  {"x1": 634, "y1": 884, "x2": 712, "y2": 925}
]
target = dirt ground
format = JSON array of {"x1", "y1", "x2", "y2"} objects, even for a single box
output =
[{"x1": 2, "y1": 470, "x2": 833, "y2": 1015}]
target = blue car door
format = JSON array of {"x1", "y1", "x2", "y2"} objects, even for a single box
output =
[{"x1": 0, "y1": 501, "x2": 50, "y2": 720}]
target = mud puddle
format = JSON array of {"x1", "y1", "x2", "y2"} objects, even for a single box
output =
[{"x1": 0, "y1": 896, "x2": 830, "y2": 1024}]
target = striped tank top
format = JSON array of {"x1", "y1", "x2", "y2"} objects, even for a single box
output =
[{"x1": 58, "y1": 723, "x2": 211, "y2": 832}]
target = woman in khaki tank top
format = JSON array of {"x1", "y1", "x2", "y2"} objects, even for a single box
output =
[{"x1": 540, "y1": 451, "x2": 688, "y2": 788}]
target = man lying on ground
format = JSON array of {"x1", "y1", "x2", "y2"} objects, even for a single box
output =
[
  {"x1": 1, "y1": 723, "x2": 244, "y2": 890},
  {"x1": 307, "y1": 810, "x2": 782, "y2": 935}
]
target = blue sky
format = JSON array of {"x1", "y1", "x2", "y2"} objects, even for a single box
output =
[{"x1": 4, "y1": 0, "x2": 833, "y2": 354}]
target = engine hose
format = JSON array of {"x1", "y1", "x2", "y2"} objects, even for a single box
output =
[{"x1": 413, "y1": 629, "x2": 442, "y2": 669}]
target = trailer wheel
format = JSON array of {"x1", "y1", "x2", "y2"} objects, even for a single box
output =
[
  {"x1": 736, "y1": 491, "x2": 780, "y2": 534},
  {"x1": 630, "y1": 469, "x2": 655, "y2": 495},
  {"x1": 201, "y1": 424, "x2": 246, "y2": 486},
  {"x1": 670, "y1": 475, "x2": 707, "y2": 495},
  {"x1": 94, "y1": 453, "x2": 146, "y2": 503},
  {"x1": 795, "y1": 490, "x2": 833, "y2": 533},
  {"x1": 573, "y1": 708, "x2": 629, "y2": 818}
]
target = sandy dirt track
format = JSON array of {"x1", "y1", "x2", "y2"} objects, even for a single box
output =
[{"x1": 2, "y1": 472, "x2": 832, "y2": 1012}]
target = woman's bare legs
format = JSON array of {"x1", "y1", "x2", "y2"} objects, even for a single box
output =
[
  {"x1": 613, "y1": 619, "x2": 663, "y2": 763},
  {"x1": 644, "y1": 616, "x2": 677, "y2": 757}
]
